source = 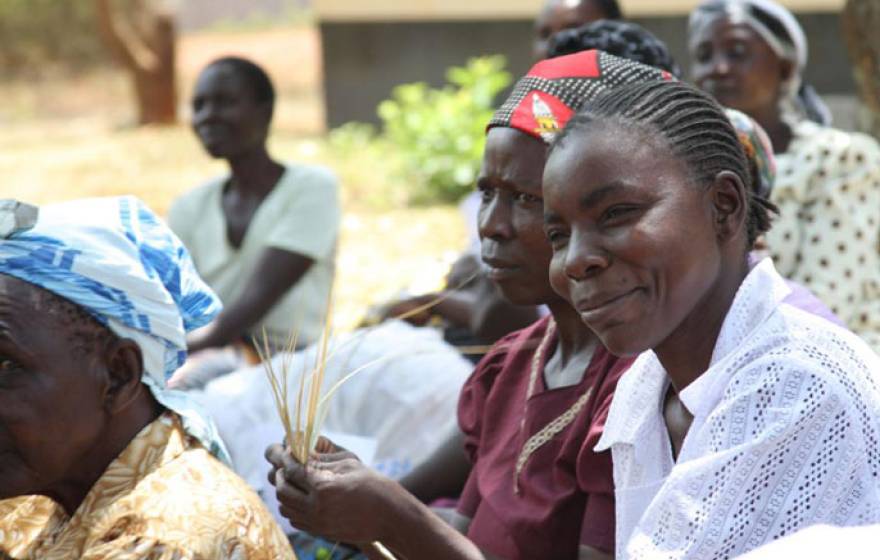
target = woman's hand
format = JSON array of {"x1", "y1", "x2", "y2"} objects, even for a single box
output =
[
  {"x1": 265, "y1": 440, "x2": 394, "y2": 545},
  {"x1": 266, "y1": 438, "x2": 487, "y2": 560}
]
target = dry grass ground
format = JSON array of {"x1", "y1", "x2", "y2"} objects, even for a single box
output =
[{"x1": 0, "y1": 25, "x2": 465, "y2": 329}]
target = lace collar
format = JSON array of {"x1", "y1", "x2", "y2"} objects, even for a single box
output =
[{"x1": 596, "y1": 258, "x2": 791, "y2": 449}]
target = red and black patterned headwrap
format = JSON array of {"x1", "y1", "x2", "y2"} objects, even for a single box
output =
[{"x1": 488, "y1": 50, "x2": 673, "y2": 143}]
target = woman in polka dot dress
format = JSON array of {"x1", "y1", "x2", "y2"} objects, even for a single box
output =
[{"x1": 689, "y1": 0, "x2": 880, "y2": 352}]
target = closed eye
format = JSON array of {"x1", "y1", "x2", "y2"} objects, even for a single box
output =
[
  {"x1": 601, "y1": 205, "x2": 641, "y2": 226},
  {"x1": 514, "y1": 191, "x2": 541, "y2": 204},
  {"x1": 477, "y1": 184, "x2": 495, "y2": 203},
  {"x1": 544, "y1": 227, "x2": 569, "y2": 248}
]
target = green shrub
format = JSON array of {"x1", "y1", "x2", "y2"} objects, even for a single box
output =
[
  {"x1": 326, "y1": 122, "x2": 409, "y2": 209},
  {"x1": 331, "y1": 55, "x2": 512, "y2": 206}
]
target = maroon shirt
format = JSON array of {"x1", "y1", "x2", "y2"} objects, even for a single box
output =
[{"x1": 457, "y1": 316, "x2": 633, "y2": 559}]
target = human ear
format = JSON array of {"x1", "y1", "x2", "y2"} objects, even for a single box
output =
[
  {"x1": 779, "y1": 58, "x2": 795, "y2": 87},
  {"x1": 708, "y1": 170, "x2": 748, "y2": 244},
  {"x1": 102, "y1": 338, "x2": 145, "y2": 415}
]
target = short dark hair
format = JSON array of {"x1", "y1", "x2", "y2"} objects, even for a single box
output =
[
  {"x1": 548, "y1": 20, "x2": 682, "y2": 78},
  {"x1": 206, "y1": 56, "x2": 276, "y2": 115},
  {"x1": 554, "y1": 80, "x2": 777, "y2": 246},
  {"x1": 592, "y1": 0, "x2": 623, "y2": 19}
]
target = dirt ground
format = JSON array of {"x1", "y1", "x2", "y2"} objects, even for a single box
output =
[{"x1": 0, "y1": 25, "x2": 466, "y2": 329}]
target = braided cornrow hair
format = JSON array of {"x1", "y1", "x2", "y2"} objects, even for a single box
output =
[{"x1": 554, "y1": 80, "x2": 777, "y2": 247}]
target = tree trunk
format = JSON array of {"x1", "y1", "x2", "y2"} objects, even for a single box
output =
[
  {"x1": 131, "y1": 14, "x2": 176, "y2": 125},
  {"x1": 841, "y1": 0, "x2": 880, "y2": 139},
  {"x1": 95, "y1": 0, "x2": 177, "y2": 125}
]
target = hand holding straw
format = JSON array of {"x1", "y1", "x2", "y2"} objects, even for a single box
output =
[{"x1": 259, "y1": 276, "x2": 485, "y2": 559}]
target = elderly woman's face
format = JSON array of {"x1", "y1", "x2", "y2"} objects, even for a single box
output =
[
  {"x1": 0, "y1": 276, "x2": 107, "y2": 501},
  {"x1": 542, "y1": 122, "x2": 726, "y2": 357},
  {"x1": 478, "y1": 127, "x2": 560, "y2": 306},
  {"x1": 689, "y1": 17, "x2": 792, "y2": 119}
]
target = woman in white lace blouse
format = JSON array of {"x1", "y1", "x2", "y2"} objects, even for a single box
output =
[{"x1": 542, "y1": 80, "x2": 880, "y2": 559}]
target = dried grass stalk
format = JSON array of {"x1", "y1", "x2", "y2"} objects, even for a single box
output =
[
  {"x1": 259, "y1": 272, "x2": 483, "y2": 461},
  {"x1": 255, "y1": 285, "x2": 336, "y2": 464},
  {"x1": 253, "y1": 325, "x2": 301, "y2": 453},
  {"x1": 300, "y1": 290, "x2": 335, "y2": 462},
  {"x1": 255, "y1": 277, "x2": 486, "y2": 560}
]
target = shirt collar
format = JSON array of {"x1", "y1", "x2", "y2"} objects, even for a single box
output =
[
  {"x1": 679, "y1": 258, "x2": 790, "y2": 417},
  {"x1": 66, "y1": 412, "x2": 187, "y2": 524},
  {"x1": 596, "y1": 258, "x2": 791, "y2": 449},
  {"x1": 0, "y1": 412, "x2": 188, "y2": 559},
  {"x1": 595, "y1": 351, "x2": 667, "y2": 451}
]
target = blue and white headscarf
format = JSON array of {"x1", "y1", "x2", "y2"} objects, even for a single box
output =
[{"x1": 0, "y1": 196, "x2": 230, "y2": 463}]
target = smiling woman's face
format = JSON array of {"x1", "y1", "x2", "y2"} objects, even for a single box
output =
[
  {"x1": 478, "y1": 127, "x2": 560, "y2": 306},
  {"x1": 191, "y1": 63, "x2": 270, "y2": 159},
  {"x1": 542, "y1": 121, "x2": 724, "y2": 356}
]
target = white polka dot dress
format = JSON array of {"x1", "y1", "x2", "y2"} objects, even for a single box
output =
[{"x1": 766, "y1": 120, "x2": 880, "y2": 352}]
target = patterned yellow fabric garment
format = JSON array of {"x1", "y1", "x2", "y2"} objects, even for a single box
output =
[{"x1": 0, "y1": 412, "x2": 295, "y2": 560}]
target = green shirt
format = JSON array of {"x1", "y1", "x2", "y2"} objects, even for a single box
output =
[{"x1": 169, "y1": 163, "x2": 340, "y2": 348}]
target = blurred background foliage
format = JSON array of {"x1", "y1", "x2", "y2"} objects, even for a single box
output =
[
  {"x1": 0, "y1": 0, "x2": 510, "y2": 208},
  {"x1": 329, "y1": 56, "x2": 512, "y2": 206},
  {"x1": 0, "y1": 0, "x2": 109, "y2": 77},
  {"x1": 0, "y1": 15, "x2": 472, "y2": 326}
]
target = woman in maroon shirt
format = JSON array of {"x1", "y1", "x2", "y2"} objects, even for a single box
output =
[
  {"x1": 265, "y1": 50, "x2": 671, "y2": 560},
  {"x1": 455, "y1": 308, "x2": 628, "y2": 557}
]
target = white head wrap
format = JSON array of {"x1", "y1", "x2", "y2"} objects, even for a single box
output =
[
  {"x1": 689, "y1": 0, "x2": 831, "y2": 125},
  {"x1": 0, "y1": 196, "x2": 230, "y2": 463}
]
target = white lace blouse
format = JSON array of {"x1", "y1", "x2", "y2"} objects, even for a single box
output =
[{"x1": 596, "y1": 258, "x2": 880, "y2": 560}]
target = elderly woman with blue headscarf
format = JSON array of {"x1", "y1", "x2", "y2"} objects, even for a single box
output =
[
  {"x1": 688, "y1": 0, "x2": 880, "y2": 352},
  {"x1": 0, "y1": 197, "x2": 295, "y2": 559}
]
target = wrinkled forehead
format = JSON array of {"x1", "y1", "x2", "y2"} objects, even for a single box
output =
[
  {"x1": 0, "y1": 274, "x2": 93, "y2": 333},
  {"x1": 689, "y1": 13, "x2": 751, "y2": 40},
  {"x1": 0, "y1": 273, "x2": 51, "y2": 309},
  {"x1": 480, "y1": 127, "x2": 548, "y2": 189},
  {"x1": 688, "y1": 2, "x2": 802, "y2": 67}
]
